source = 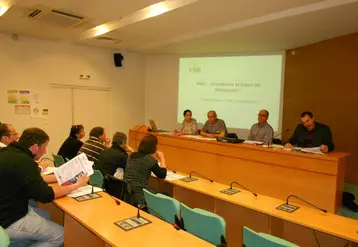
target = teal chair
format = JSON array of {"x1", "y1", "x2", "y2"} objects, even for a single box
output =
[
  {"x1": 89, "y1": 170, "x2": 104, "y2": 188},
  {"x1": 243, "y1": 226, "x2": 299, "y2": 247},
  {"x1": 52, "y1": 154, "x2": 65, "y2": 167},
  {"x1": 143, "y1": 189, "x2": 180, "y2": 225},
  {"x1": 180, "y1": 203, "x2": 226, "y2": 246},
  {"x1": 0, "y1": 226, "x2": 10, "y2": 247}
]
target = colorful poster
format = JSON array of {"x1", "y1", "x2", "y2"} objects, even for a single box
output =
[
  {"x1": 14, "y1": 104, "x2": 31, "y2": 115},
  {"x1": 7, "y1": 90, "x2": 18, "y2": 104},
  {"x1": 19, "y1": 90, "x2": 31, "y2": 104}
]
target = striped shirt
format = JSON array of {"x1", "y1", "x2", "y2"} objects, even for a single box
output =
[{"x1": 78, "y1": 137, "x2": 106, "y2": 164}]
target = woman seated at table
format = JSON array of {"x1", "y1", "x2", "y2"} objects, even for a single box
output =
[
  {"x1": 124, "y1": 135, "x2": 167, "y2": 206},
  {"x1": 175, "y1": 109, "x2": 197, "y2": 135},
  {"x1": 58, "y1": 124, "x2": 85, "y2": 160}
]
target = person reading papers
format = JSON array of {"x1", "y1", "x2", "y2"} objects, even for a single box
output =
[
  {"x1": 0, "y1": 128, "x2": 89, "y2": 246},
  {"x1": 284, "y1": 111, "x2": 334, "y2": 153}
]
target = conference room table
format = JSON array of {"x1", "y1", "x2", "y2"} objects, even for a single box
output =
[
  {"x1": 128, "y1": 125, "x2": 355, "y2": 247},
  {"x1": 40, "y1": 190, "x2": 214, "y2": 247},
  {"x1": 128, "y1": 125, "x2": 350, "y2": 213}
]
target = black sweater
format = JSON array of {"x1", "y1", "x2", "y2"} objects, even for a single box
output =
[
  {"x1": 58, "y1": 137, "x2": 83, "y2": 160},
  {"x1": 0, "y1": 142, "x2": 54, "y2": 228},
  {"x1": 96, "y1": 143, "x2": 128, "y2": 176},
  {"x1": 287, "y1": 122, "x2": 335, "y2": 152}
]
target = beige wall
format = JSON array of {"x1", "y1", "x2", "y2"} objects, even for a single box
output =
[
  {"x1": 0, "y1": 33, "x2": 145, "y2": 154},
  {"x1": 283, "y1": 32, "x2": 358, "y2": 184}
]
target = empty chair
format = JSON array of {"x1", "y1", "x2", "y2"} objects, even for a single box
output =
[
  {"x1": 89, "y1": 170, "x2": 104, "y2": 188},
  {"x1": 143, "y1": 188, "x2": 180, "y2": 225},
  {"x1": 103, "y1": 174, "x2": 132, "y2": 204},
  {"x1": 243, "y1": 226, "x2": 299, "y2": 247},
  {"x1": 0, "y1": 226, "x2": 10, "y2": 247},
  {"x1": 52, "y1": 154, "x2": 66, "y2": 167},
  {"x1": 180, "y1": 203, "x2": 226, "y2": 246}
]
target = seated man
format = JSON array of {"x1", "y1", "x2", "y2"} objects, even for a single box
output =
[
  {"x1": 0, "y1": 127, "x2": 88, "y2": 246},
  {"x1": 78, "y1": 126, "x2": 110, "y2": 164},
  {"x1": 248, "y1": 109, "x2": 274, "y2": 144},
  {"x1": 96, "y1": 132, "x2": 134, "y2": 178},
  {"x1": 200, "y1": 110, "x2": 228, "y2": 138},
  {"x1": 284, "y1": 111, "x2": 334, "y2": 153},
  {"x1": 0, "y1": 123, "x2": 19, "y2": 148}
]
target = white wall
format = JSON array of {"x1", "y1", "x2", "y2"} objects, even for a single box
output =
[
  {"x1": 145, "y1": 55, "x2": 182, "y2": 131},
  {"x1": 0, "y1": 33, "x2": 145, "y2": 154}
]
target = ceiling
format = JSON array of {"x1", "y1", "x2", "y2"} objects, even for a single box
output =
[{"x1": 0, "y1": 0, "x2": 357, "y2": 54}]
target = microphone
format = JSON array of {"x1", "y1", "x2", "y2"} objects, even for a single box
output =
[
  {"x1": 273, "y1": 128, "x2": 290, "y2": 139},
  {"x1": 167, "y1": 167, "x2": 176, "y2": 174},
  {"x1": 137, "y1": 204, "x2": 181, "y2": 230},
  {"x1": 268, "y1": 128, "x2": 290, "y2": 147},
  {"x1": 91, "y1": 184, "x2": 121, "y2": 205},
  {"x1": 190, "y1": 171, "x2": 213, "y2": 183},
  {"x1": 230, "y1": 181, "x2": 257, "y2": 197},
  {"x1": 286, "y1": 195, "x2": 327, "y2": 213}
]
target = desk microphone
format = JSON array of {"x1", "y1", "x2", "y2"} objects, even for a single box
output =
[
  {"x1": 274, "y1": 128, "x2": 290, "y2": 138},
  {"x1": 268, "y1": 128, "x2": 290, "y2": 147},
  {"x1": 230, "y1": 181, "x2": 257, "y2": 197},
  {"x1": 137, "y1": 205, "x2": 181, "y2": 230},
  {"x1": 91, "y1": 184, "x2": 121, "y2": 205},
  {"x1": 286, "y1": 195, "x2": 327, "y2": 213},
  {"x1": 167, "y1": 167, "x2": 176, "y2": 174},
  {"x1": 190, "y1": 171, "x2": 213, "y2": 183}
]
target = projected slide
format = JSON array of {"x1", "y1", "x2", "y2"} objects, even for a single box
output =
[{"x1": 177, "y1": 55, "x2": 283, "y2": 131}]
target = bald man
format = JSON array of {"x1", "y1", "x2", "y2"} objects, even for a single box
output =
[
  {"x1": 200, "y1": 111, "x2": 228, "y2": 138},
  {"x1": 248, "y1": 110, "x2": 274, "y2": 144},
  {"x1": 0, "y1": 123, "x2": 19, "y2": 148}
]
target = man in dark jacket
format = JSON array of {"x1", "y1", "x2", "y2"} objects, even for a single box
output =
[
  {"x1": 0, "y1": 127, "x2": 89, "y2": 246},
  {"x1": 285, "y1": 111, "x2": 334, "y2": 152},
  {"x1": 96, "y1": 132, "x2": 133, "y2": 177}
]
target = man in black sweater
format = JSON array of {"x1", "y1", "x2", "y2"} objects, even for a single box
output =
[
  {"x1": 96, "y1": 132, "x2": 133, "y2": 178},
  {"x1": 0, "y1": 128, "x2": 89, "y2": 246},
  {"x1": 285, "y1": 111, "x2": 334, "y2": 153}
]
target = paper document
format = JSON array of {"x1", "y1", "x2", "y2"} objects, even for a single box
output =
[
  {"x1": 243, "y1": 140, "x2": 264, "y2": 145},
  {"x1": 151, "y1": 171, "x2": 185, "y2": 181},
  {"x1": 42, "y1": 166, "x2": 57, "y2": 175},
  {"x1": 284, "y1": 147, "x2": 323, "y2": 155},
  {"x1": 54, "y1": 153, "x2": 94, "y2": 186},
  {"x1": 67, "y1": 185, "x2": 103, "y2": 197},
  {"x1": 182, "y1": 135, "x2": 216, "y2": 141}
]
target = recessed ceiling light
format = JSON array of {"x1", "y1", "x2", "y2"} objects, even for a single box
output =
[{"x1": 94, "y1": 25, "x2": 109, "y2": 36}]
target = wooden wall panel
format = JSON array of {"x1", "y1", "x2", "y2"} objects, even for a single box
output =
[{"x1": 283, "y1": 32, "x2": 358, "y2": 184}]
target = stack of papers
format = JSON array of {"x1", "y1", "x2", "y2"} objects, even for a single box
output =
[
  {"x1": 42, "y1": 166, "x2": 57, "y2": 175},
  {"x1": 54, "y1": 153, "x2": 94, "y2": 186},
  {"x1": 67, "y1": 185, "x2": 103, "y2": 197},
  {"x1": 284, "y1": 147, "x2": 323, "y2": 155},
  {"x1": 182, "y1": 135, "x2": 216, "y2": 141},
  {"x1": 243, "y1": 140, "x2": 264, "y2": 145}
]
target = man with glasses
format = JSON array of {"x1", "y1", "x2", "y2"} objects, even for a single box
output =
[
  {"x1": 284, "y1": 111, "x2": 334, "y2": 153},
  {"x1": 0, "y1": 123, "x2": 19, "y2": 148},
  {"x1": 248, "y1": 109, "x2": 274, "y2": 144}
]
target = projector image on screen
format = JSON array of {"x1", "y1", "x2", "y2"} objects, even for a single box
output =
[{"x1": 177, "y1": 55, "x2": 284, "y2": 132}]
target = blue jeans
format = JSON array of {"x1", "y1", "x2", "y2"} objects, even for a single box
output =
[{"x1": 6, "y1": 206, "x2": 64, "y2": 247}]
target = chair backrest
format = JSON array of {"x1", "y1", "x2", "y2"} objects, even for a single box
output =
[
  {"x1": 103, "y1": 174, "x2": 132, "y2": 204},
  {"x1": 89, "y1": 170, "x2": 104, "y2": 188},
  {"x1": 52, "y1": 154, "x2": 66, "y2": 167},
  {"x1": 243, "y1": 226, "x2": 300, "y2": 247},
  {"x1": 180, "y1": 203, "x2": 226, "y2": 246},
  {"x1": 0, "y1": 226, "x2": 10, "y2": 247},
  {"x1": 143, "y1": 189, "x2": 180, "y2": 225}
]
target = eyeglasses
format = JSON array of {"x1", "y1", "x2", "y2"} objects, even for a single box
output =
[{"x1": 258, "y1": 114, "x2": 267, "y2": 117}]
